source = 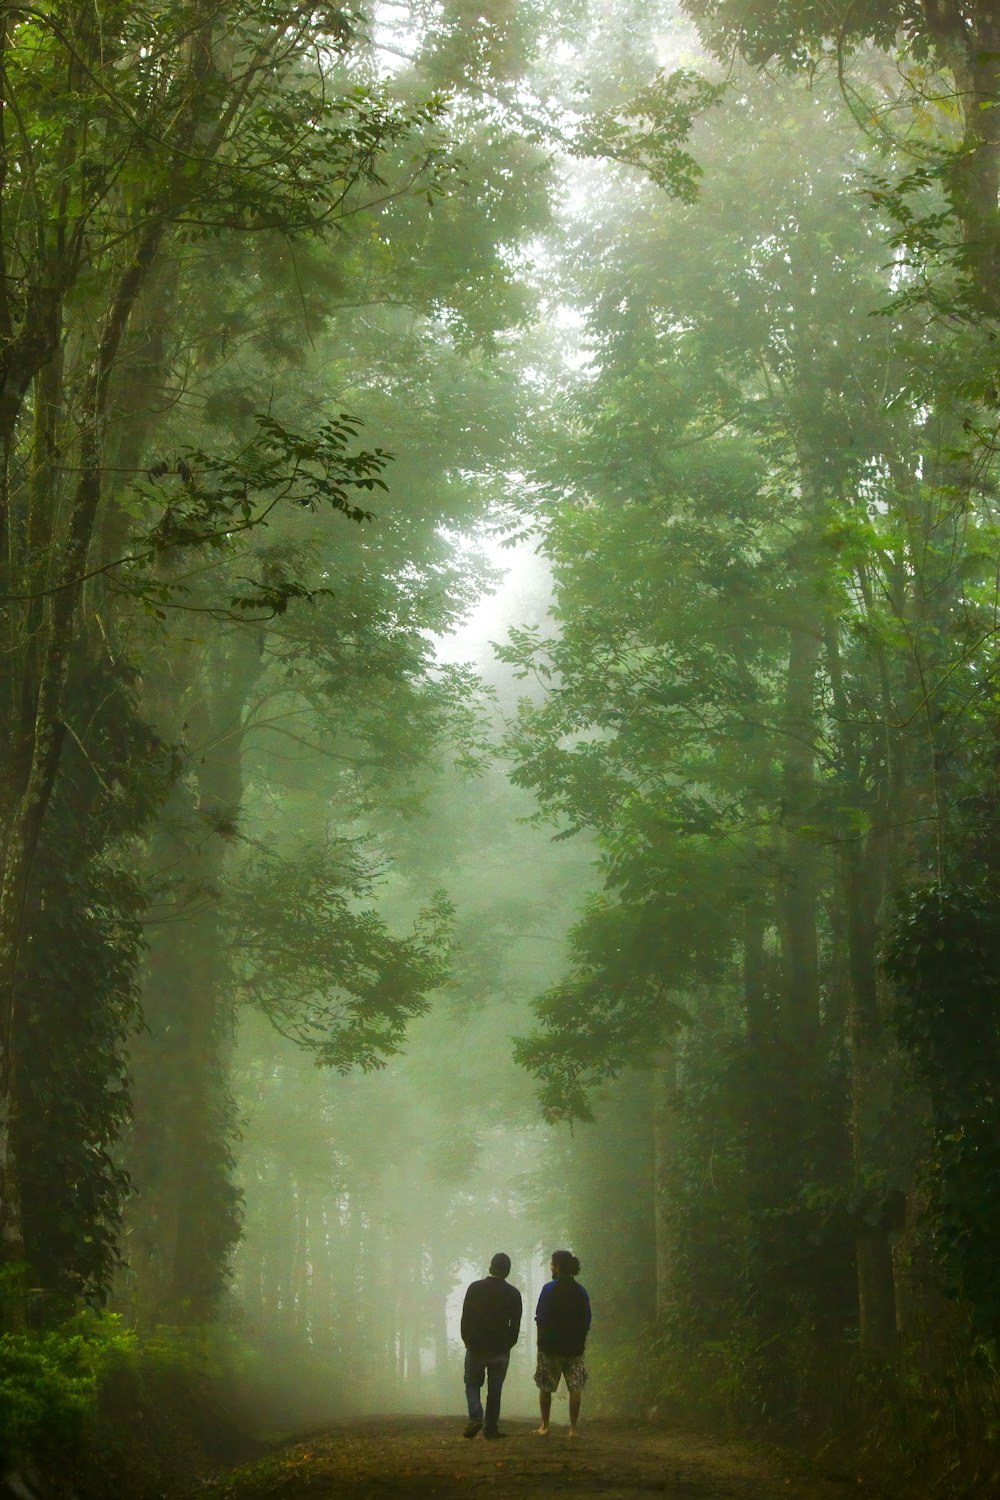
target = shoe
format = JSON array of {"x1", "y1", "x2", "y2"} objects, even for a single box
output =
[
  {"x1": 483, "y1": 1428, "x2": 508, "y2": 1440},
  {"x1": 463, "y1": 1420, "x2": 483, "y2": 1438}
]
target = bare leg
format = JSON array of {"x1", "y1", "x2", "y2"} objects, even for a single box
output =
[
  {"x1": 536, "y1": 1391, "x2": 551, "y2": 1434},
  {"x1": 568, "y1": 1389, "x2": 582, "y2": 1435}
]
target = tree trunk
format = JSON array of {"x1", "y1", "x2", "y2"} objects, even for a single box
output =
[
  {"x1": 827, "y1": 619, "x2": 900, "y2": 1359},
  {"x1": 843, "y1": 842, "x2": 898, "y2": 1360},
  {"x1": 651, "y1": 1046, "x2": 679, "y2": 1325},
  {"x1": 777, "y1": 619, "x2": 822, "y2": 1050},
  {"x1": 742, "y1": 902, "x2": 769, "y2": 1045},
  {"x1": 127, "y1": 625, "x2": 264, "y2": 1321},
  {"x1": 0, "y1": 225, "x2": 165, "y2": 1282}
]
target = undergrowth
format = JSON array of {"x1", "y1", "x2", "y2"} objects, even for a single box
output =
[
  {"x1": 587, "y1": 1329, "x2": 1000, "y2": 1497},
  {"x1": 0, "y1": 1304, "x2": 263, "y2": 1498}
]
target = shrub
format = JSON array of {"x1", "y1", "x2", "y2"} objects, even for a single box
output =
[
  {"x1": 0, "y1": 1309, "x2": 259, "y2": 1497},
  {"x1": 0, "y1": 1307, "x2": 136, "y2": 1470}
]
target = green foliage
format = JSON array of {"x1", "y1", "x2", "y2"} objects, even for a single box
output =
[
  {"x1": 0, "y1": 1311, "x2": 262, "y2": 1494},
  {"x1": 885, "y1": 884, "x2": 1000, "y2": 1343},
  {"x1": 0, "y1": 1311, "x2": 136, "y2": 1468},
  {"x1": 0, "y1": 0, "x2": 565, "y2": 1335},
  {"x1": 572, "y1": 69, "x2": 726, "y2": 196},
  {"x1": 683, "y1": 0, "x2": 911, "y2": 67},
  {"x1": 13, "y1": 653, "x2": 176, "y2": 1306},
  {"x1": 505, "y1": 66, "x2": 894, "y2": 1116},
  {"x1": 886, "y1": 885, "x2": 1000, "y2": 1110},
  {"x1": 230, "y1": 841, "x2": 454, "y2": 1071},
  {"x1": 683, "y1": 0, "x2": 1000, "y2": 329},
  {"x1": 114, "y1": 413, "x2": 392, "y2": 621},
  {"x1": 503, "y1": 23, "x2": 997, "y2": 1444},
  {"x1": 514, "y1": 897, "x2": 692, "y2": 1121},
  {"x1": 15, "y1": 0, "x2": 1000, "y2": 1483}
]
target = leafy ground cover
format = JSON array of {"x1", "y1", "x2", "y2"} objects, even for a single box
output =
[{"x1": 0, "y1": 1314, "x2": 266, "y2": 1500}]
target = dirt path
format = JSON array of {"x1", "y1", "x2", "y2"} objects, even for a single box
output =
[{"x1": 207, "y1": 1415, "x2": 876, "y2": 1500}]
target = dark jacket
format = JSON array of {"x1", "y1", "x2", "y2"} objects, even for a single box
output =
[
  {"x1": 461, "y1": 1275, "x2": 523, "y2": 1355},
  {"x1": 534, "y1": 1277, "x2": 591, "y2": 1357}
]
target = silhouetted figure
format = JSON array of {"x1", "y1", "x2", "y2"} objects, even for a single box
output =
[
  {"x1": 460, "y1": 1251, "x2": 523, "y2": 1439},
  {"x1": 534, "y1": 1249, "x2": 591, "y2": 1438}
]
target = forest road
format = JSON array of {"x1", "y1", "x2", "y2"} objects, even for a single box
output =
[{"x1": 210, "y1": 1415, "x2": 872, "y2": 1500}]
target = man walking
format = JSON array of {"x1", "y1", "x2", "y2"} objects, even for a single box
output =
[
  {"x1": 534, "y1": 1249, "x2": 591, "y2": 1438},
  {"x1": 460, "y1": 1251, "x2": 522, "y2": 1439}
]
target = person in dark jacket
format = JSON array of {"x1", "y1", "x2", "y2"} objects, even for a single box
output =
[
  {"x1": 534, "y1": 1249, "x2": 591, "y2": 1438},
  {"x1": 460, "y1": 1251, "x2": 523, "y2": 1439}
]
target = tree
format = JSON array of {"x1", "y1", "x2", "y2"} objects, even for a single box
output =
[
  {"x1": 0, "y1": 0, "x2": 451, "y2": 1303},
  {"x1": 504, "y1": 47, "x2": 1000, "y2": 1404}
]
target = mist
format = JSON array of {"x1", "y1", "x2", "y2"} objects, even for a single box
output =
[{"x1": 2, "y1": 3, "x2": 1000, "y2": 1499}]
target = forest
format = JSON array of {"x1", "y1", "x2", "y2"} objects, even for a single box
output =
[{"x1": 2, "y1": 0, "x2": 1000, "y2": 1496}]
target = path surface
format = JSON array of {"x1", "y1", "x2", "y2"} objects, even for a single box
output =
[{"x1": 210, "y1": 1415, "x2": 875, "y2": 1500}]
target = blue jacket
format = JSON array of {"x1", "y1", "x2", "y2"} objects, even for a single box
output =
[{"x1": 535, "y1": 1277, "x2": 591, "y2": 1357}]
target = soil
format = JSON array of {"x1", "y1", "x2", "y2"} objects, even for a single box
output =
[{"x1": 204, "y1": 1415, "x2": 880, "y2": 1500}]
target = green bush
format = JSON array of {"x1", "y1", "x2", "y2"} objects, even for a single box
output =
[
  {"x1": 0, "y1": 1307, "x2": 258, "y2": 1496},
  {"x1": 0, "y1": 1306, "x2": 137, "y2": 1469}
]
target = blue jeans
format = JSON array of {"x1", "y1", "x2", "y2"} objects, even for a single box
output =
[{"x1": 464, "y1": 1348, "x2": 510, "y2": 1431}]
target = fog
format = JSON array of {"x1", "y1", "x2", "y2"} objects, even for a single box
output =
[
  {"x1": 228, "y1": 537, "x2": 591, "y2": 1429},
  {"x1": 4, "y1": 1, "x2": 1000, "y2": 1495}
]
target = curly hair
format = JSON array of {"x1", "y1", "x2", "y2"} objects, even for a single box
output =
[{"x1": 550, "y1": 1249, "x2": 580, "y2": 1276}]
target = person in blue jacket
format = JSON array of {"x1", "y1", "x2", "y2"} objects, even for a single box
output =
[{"x1": 534, "y1": 1249, "x2": 592, "y2": 1438}]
